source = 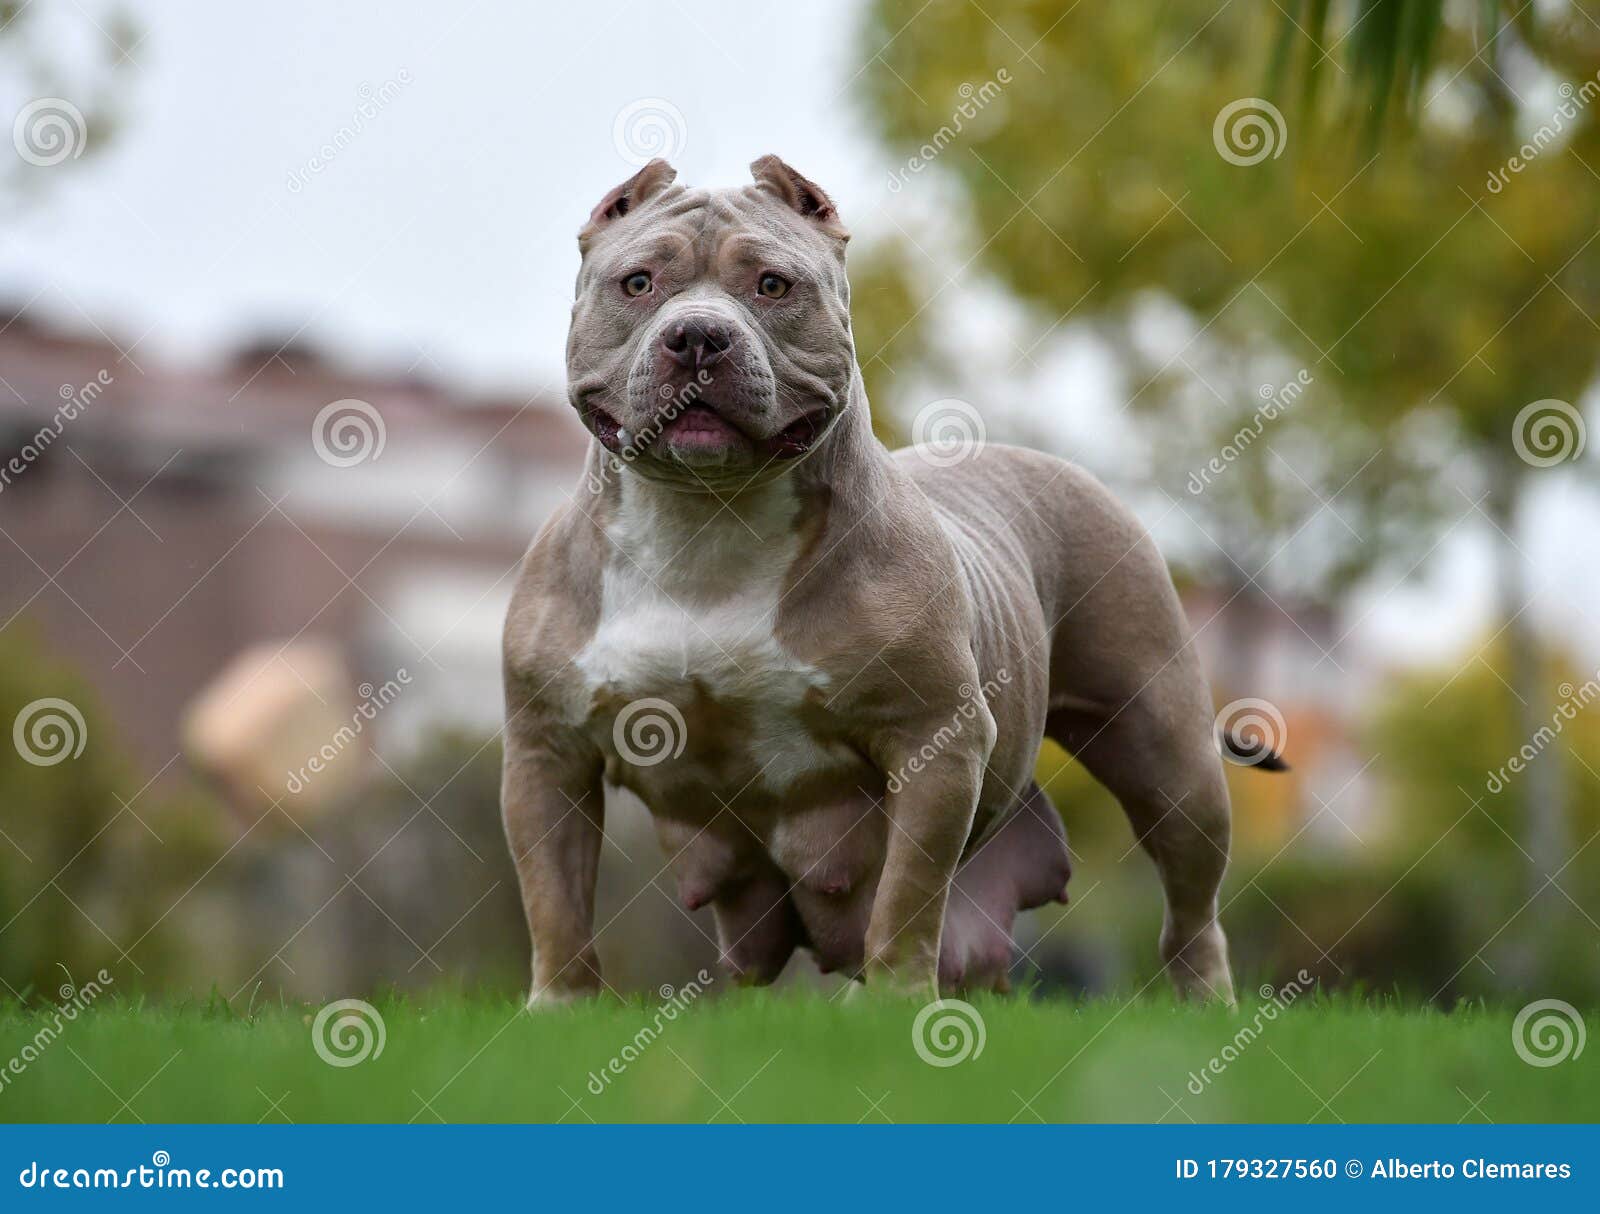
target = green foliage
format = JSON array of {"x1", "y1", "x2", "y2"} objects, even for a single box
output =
[
  {"x1": 0, "y1": 622, "x2": 204, "y2": 999},
  {"x1": 853, "y1": 0, "x2": 1600, "y2": 597},
  {"x1": 848, "y1": 239, "x2": 937, "y2": 446},
  {"x1": 1367, "y1": 644, "x2": 1600, "y2": 851},
  {"x1": 0, "y1": 623, "x2": 525, "y2": 1005},
  {"x1": 1353, "y1": 643, "x2": 1600, "y2": 999}
]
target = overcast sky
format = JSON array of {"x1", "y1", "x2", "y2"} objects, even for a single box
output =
[
  {"x1": 0, "y1": 0, "x2": 895, "y2": 389},
  {"x1": 3, "y1": 0, "x2": 1597, "y2": 672}
]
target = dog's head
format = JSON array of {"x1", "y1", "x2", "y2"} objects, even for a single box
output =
[{"x1": 567, "y1": 156, "x2": 854, "y2": 484}]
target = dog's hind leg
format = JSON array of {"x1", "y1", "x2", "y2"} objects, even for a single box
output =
[{"x1": 1045, "y1": 657, "x2": 1236, "y2": 1004}]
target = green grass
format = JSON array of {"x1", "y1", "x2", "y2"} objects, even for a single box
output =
[{"x1": 0, "y1": 992, "x2": 1592, "y2": 1123}]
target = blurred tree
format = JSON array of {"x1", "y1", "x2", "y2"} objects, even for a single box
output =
[
  {"x1": 846, "y1": 239, "x2": 938, "y2": 446},
  {"x1": 1357, "y1": 643, "x2": 1600, "y2": 997},
  {"x1": 0, "y1": 1, "x2": 131, "y2": 204},
  {"x1": 854, "y1": 0, "x2": 1600, "y2": 963},
  {"x1": 0, "y1": 623, "x2": 220, "y2": 1001}
]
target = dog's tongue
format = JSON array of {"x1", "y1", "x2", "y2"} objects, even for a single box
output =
[{"x1": 664, "y1": 404, "x2": 746, "y2": 451}]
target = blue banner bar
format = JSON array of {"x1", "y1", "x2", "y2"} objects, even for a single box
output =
[{"x1": 2, "y1": 1125, "x2": 1594, "y2": 1208}]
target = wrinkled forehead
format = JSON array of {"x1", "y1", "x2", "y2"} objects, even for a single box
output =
[{"x1": 581, "y1": 185, "x2": 834, "y2": 279}]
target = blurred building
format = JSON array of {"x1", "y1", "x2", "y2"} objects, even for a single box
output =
[{"x1": 0, "y1": 306, "x2": 588, "y2": 785}]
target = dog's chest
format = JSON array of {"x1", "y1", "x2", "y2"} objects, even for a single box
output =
[{"x1": 573, "y1": 482, "x2": 842, "y2": 797}]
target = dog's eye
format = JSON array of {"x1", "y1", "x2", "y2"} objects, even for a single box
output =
[
  {"x1": 622, "y1": 271, "x2": 652, "y2": 297},
  {"x1": 757, "y1": 273, "x2": 791, "y2": 299}
]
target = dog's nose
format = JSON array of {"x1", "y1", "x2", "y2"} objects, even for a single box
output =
[{"x1": 662, "y1": 317, "x2": 733, "y2": 369}]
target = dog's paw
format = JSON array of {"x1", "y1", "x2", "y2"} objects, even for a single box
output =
[{"x1": 525, "y1": 980, "x2": 601, "y2": 1011}]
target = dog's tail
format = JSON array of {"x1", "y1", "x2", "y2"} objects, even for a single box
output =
[{"x1": 1216, "y1": 727, "x2": 1290, "y2": 772}]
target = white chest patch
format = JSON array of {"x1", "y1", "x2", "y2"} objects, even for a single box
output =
[{"x1": 574, "y1": 477, "x2": 839, "y2": 794}]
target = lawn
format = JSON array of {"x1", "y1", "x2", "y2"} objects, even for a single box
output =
[{"x1": 0, "y1": 991, "x2": 1592, "y2": 1123}]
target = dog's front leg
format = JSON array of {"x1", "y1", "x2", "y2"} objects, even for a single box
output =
[
  {"x1": 501, "y1": 729, "x2": 606, "y2": 1006},
  {"x1": 863, "y1": 715, "x2": 994, "y2": 997}
]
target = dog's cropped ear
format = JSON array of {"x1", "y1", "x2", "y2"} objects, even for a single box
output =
[
  {"x1": 579, "y1": 159, "x2": 678, "y2": 250},
  {"x1": 750, "y1": 155, "x2": 848, "y2": 242}
]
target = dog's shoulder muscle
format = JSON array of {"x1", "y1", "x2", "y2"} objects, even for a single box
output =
[{"x1": 502, "y1": 496, "x2": 605, "y2": 731}]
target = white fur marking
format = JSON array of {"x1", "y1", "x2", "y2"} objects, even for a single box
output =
[{"x1": 576, "y1": 478, "x2": 838, "y2": 793}]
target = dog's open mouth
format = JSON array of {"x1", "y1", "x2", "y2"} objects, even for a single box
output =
[
  {"x1": 588, "y1": 407, "x2": 625, "y2": 452},
  {"x1": 767, "y1": 407, "x2": 831, "y2": 458},
  {"x1": 661, "y1": 404, "x2": 748, "y2": 453},
  {"x1": 585, "y1": 402, "x2": 833, "y2": 461}
]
